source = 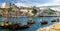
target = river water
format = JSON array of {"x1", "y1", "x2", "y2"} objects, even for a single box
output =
[{"x1": 0, "y1": 17, "x2": 60, "y2": 31}]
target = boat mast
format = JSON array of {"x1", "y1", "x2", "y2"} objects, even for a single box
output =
[{"x1": 16, "y1": 10, "x2": 18, "y2": 23}]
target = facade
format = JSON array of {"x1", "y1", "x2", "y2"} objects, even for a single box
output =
[
  {"x1": 1, "y1": 2, "x2": 10, "y2": 8},
  {"x1": 20, "y1": 7, "x2": 34, "y2": 16}
]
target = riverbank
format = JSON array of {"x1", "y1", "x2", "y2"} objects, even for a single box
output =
[
  {"x1": 36, "y1": 22, "x2": 60, "y2": 31},
  {"x1": 39, "y1": 15, "x2": 60, "y2": 17},
  {"x1": 10, "y1": 15, "x2": 60, "y2": 17}
]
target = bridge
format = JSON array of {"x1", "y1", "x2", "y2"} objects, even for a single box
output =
[{"x1": 37, "y1": 5, "x2": 60, "y2": 8}]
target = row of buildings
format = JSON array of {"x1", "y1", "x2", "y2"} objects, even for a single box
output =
[
  {"x1": 0, "y1": 2, "x2": 41, "y2": 17},
  {"x1": 0, "y1": 2, "x2": 60, "y2": 17}
]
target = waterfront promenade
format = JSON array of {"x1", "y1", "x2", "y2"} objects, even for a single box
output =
[{"x1": 36, "y1": 22, "x2": 60, "y2": 31}]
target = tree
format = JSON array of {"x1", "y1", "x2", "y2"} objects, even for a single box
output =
[
  {"x1": 32, "y1": 6, "x2": 37, "y2": 14},
  {"x1": 43, "y1": 8, "x2": 55, "y2": 14}
]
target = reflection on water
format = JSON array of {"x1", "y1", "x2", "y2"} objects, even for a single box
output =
[
  {"x1": 0, "y1": 17, "x2": 60, "y2": 31},
  {"x1": 0, "y1": 29, "x2": 18, "y2": 31}
]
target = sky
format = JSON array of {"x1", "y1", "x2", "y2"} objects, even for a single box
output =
[
  {"x1": 0, "y1": 0, "x2": 60, "y2": 6},
  {"x1": 0, "y1": 0, "x2": 60, "y2": 11}
]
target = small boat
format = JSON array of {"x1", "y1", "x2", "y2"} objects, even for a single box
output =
[
  {"x1": 40, "y1": 20, "x2": 48, "y2": 24},
  {"x1": 27, "y1": 20, "x2": 35, "y2": 24},
  {"x1": 51, "y1": 18, "x2": 59, "y2": 22}
]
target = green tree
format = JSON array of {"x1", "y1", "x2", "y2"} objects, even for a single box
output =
[
  {"x1": 43, "y1": 8, "x2": 55, "y2": 14},
  {"x1": 32, "y1": 6, "x2": 37, "y2": 14}
]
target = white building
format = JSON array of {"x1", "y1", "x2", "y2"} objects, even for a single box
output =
[
  {"x1": 20, "y1": 7, "x2": 34, "y2": 16},
  {"x1": 1, "y1": 2, "x2": 10, "y2": 8}
]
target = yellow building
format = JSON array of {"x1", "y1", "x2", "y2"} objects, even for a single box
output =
[{"x1": 3, "y1": 9, "x2": 9, "y2": 15}]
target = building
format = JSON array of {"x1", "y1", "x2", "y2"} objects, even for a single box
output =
[
  {"x1": 0, "y1": 5, "x2": 1, "y2": 8},
  {"x1": 20, "y1": 7, "x2": 34, "y2": 16},
  {"x1": 12, "y1": 6, "x2": 19, "y2": 11},
  {"x1": 3, "y1": 9, "x2": 9, "y2": 15},
  {"x1": 1, "y1": 2, "x2": 10, "y2": 8}
]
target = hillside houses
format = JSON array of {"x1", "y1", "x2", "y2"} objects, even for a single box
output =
[
  {"x1": 20, "y1": 7, "x2": 34, "y2": 16},
  {"x1": 0, "y1": 2, "x2": 60, "y2": 17}
]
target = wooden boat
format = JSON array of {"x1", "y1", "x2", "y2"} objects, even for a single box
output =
[
  {"x1": 40, "y1": 20, "x2": 48, "y2": 24},
  {"x1": 40, "y1": 16, "x2": 48, "y2": 24},
  {"x1": 51, "y1": 18, "x2": 59, "y2": 22},
  {"x1": 0, "y1": 21, "x2": 29, "y2": 30},
  {"x1": 27, "y1": 20, "x2": 35, "y2": 24}
]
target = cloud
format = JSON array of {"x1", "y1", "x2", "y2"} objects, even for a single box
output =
[
  {"x1": 36, "y1": 0, "x2": 60, "y2": 11},
  {"x1": 15, "y1": 0, "x2": 41, "y2": 6},
  {"x1": 37, "y1": 0, "x2": 60, "y2": 6},
  {"x1": 15, "y1": 0, "x2": 60, "y2": 7},
  {"x1": 15, "y1": 0, "x2": 60, "y2": 11},
  {"x1": 15, "y1": 2, "x2": 31, "y2": 7}
]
